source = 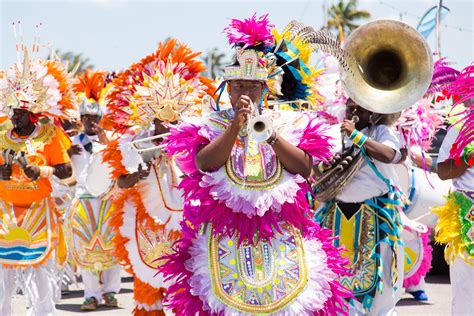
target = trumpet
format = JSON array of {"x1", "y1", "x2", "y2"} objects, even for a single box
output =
[
  {"x1": 131, "y1": 133, "x2": 171, "y2": 153},
  {"x1": 247, "y1": 100, "x2": 274, "y2": 143}
]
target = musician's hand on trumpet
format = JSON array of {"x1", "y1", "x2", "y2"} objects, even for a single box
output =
[
  {"x1": 231, "y1": 95, "x2": 253, "y2": 132},
  {"x1": 117, "y1": 162, "x2": 152, "y2": 189},
  {"x1": 137, "y1": 162, "x2": 152, "y2": 180}
]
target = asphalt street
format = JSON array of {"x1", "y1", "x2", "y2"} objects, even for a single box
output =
[{"x1": 12, "y1": 272, "x2": 452, "y2": 315}]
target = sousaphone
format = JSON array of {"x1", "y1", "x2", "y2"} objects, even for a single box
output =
[
  {"x1": 340, "y1": 19, "x2": 433, "y2": 114},
  {"x1": 314, "y1": 20, "x2": 433, "y2": 202}
]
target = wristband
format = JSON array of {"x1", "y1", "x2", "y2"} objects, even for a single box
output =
[
  {"x1": 349, "y1": 130, "x2": 368, "y2": 147},
  {"x1": 317, "y1": 161, "x2": 326, "y2": 174},
  {"x1": 266, "y1": 132, "x2": 278, "y2": 146},
  {"x1": 39, "y1": 166, "x2": 54, "y2": 178}
]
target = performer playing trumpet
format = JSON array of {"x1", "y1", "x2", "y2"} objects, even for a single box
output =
[
  {"x1": 159, "y1": 14, "x2": 352, "y2": 315},
  {"x1": 103, "y1": 39, "x2": 215, "y2": 315}
]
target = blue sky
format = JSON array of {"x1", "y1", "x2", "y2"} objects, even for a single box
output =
[{"x1": 1, "y1": 0, "x2": 472, "y2": 72}]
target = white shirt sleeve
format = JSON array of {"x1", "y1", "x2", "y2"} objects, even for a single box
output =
[
  {"x1": 373, "y1": 125, "x2": 401, "y2": 162},
  {"x1": 438, "y1": 127, "x2": 458, "y2": 163}
]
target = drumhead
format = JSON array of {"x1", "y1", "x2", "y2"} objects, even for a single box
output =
[{"x1": 85, "y1": 152, "x2": 114, "y2": 197}]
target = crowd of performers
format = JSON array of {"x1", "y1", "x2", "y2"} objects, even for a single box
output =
[{"x1": 0, "y1": 14, "x2": 472, "y2": 316}]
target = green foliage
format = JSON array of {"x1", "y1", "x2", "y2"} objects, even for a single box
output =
[
  {"x1": 327, "y1": 0, "x2": 371, "y2": 41},
  {"x1": 57, "y1": 50, "x2": 94, "y2": 74}
]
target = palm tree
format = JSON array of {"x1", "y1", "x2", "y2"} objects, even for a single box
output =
[
  {"x1": 201, "y1": 48, "x2": 227, "y2": 79},
  {"x1": 327, "y1": 0, "x2": 371, "y2": 42},
  {"x1": 57, "y1": 50, "x2": 94, "y2": 74}
]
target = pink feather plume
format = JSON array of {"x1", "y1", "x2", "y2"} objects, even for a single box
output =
[{"x1": 224, "y1": 13, "x2": 275, "y2": 49}]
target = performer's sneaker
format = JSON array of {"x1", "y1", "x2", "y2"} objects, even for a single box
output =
[
  {"x1": 409, "y1": 290, "x2": 428, "y2": 301},
  {"x1": 103, "y1": 292, "x2": 118, "y2": 307},
  {"x1": 81, "y1": 297, "x2": 99, "y2": 310}
]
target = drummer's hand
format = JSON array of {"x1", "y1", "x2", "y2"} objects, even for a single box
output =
[
  {"x1": 231, "y1": 95, "x2": 253, "y2": 131},
  {"x1": 341, "y1": 119, "x2": 356, "y2": 136},
  {"x1": 24, "y1": 165, "x2": 40, "y2": 180},
  {"x1": 67, "y1": 144, "x2": 82, "y2": 157},
  {"x1": 0, "y1": 164, "x2": 13, "y2": 180}
]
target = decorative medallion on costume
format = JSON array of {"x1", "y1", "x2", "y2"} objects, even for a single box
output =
[
  {"x1": 433, "y1": 63, "x2": 474, "y2": 265},
  {"x1": 159, "y1": 14, "x2": 352, "y2": 315},
  {"x1": 103, "y1": 38, "x2": 214, "y2": 315},
  {"x1": 64, "y1": 69, "x2": 119, "y2": 272}
]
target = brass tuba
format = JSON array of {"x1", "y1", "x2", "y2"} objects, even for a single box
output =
[
  {"x1": 313, "y1": 20, "x2": 434, "y2": 202},
  {"x1": 339, "y1": 19, "x2": 433, "y2": 114}
]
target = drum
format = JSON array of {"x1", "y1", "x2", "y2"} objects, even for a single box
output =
[
  {"x1": 394, "y1": 162, "x2": 451, "y2": 228},
  {"x1": 85, "y1": 151, "x2": 115, "y2": 198}
]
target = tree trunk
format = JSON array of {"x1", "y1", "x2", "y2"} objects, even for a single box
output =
[{"x1": 338, "y1": 24, "x2": 345, "y2": 42}]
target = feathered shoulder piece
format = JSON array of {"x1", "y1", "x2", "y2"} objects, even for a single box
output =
[
  {"x1": 73, "y1": 69, "x2": 107, "y2": 116},
  {"x1": 105, "y1": 39, "x2": 215, "y2": 132},
  {"x1": 444, "y1": 64, "x2": 474, "y2": 164},
  {"x1": 0, "y1": 41, "x2": 77, "y2": 120}
]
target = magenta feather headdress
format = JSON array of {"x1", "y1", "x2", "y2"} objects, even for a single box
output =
[
  {"x1": 444, "y1": 64, "x2": 474, "y2": 164},
  {"x1": 224, "y1": 13, "x2": 274, "y2": 49},
  {"x1": 425, "y1": 57, "x2": 460, "y2": 98}
]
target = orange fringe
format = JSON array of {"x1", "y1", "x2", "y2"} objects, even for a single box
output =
[
  {"x1": 133, "y1": 307, "x2": 165, "y2": 316},
  {"x1": 102, "y1": 139, "x2": 128, "y2": 179},
  {"x1": 108, "y1": 187, "x2": 134, "y2": 274},
  {"x1": 134, "y1": 277, "x2": 166, "y2": 307}
]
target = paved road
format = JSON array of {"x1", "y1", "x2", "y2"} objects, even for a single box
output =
[{"x1": 12, "y1": 273, "x2": 451, "y2": 315}]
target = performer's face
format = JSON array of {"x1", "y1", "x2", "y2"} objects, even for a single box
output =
[
  {"x1": 11, "y1": 108, "x2": 33, "y2": 130},
  {"x1": 81, "y1": 114, "x2": 101, "y2": 135},
  {"x1": 228, "y1": 80, "x2": 265, "y2": 109},
  {"x1": 345, "y1": 99, "x2": 372, "y2": 130}
]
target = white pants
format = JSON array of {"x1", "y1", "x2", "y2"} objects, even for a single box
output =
[
  {"x1": 450, "y1": 255, "x2": 474, "y2": 315},
  {"x1": 81, "y1": 265, "x2": 121, "y2": 301},
  {"x1": 0, "y1": 260, "x2": 58, "y2": 316},
  {"x1": 349, "y1": 243, "x2": 404, "y2": 316}
]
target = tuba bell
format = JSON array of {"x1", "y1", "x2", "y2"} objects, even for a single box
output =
[{"x1": 339, "y1": 19, "x2": 433, "y2": 114}]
